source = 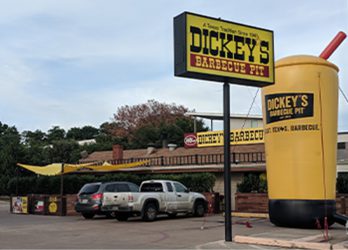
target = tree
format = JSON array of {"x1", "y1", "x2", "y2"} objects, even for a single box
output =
[
  {"x1": 131, "y1": 125, "x2": 160, "y2": 149},
  {"x1": 22, "y1": 130, "x2": 47, "y2": 145},
  {"x1": 0, "y1": 122, "x2": 23, "y2": 194},
  {"x1": 46, "y1": 140, "x2": 80, "y2": 163},
  {"x1": 67, "y1": 126, "x2": 99, "y2": 140},
  {"x1": 20, "y1": 129, "x2": 50, "y2": 166},
  {"x1": 47, "y1": 126, "x2": 66, "y2": 143},
  {"x1": 113, "y1": 100, "x2": 189, "y2": 136},
  {"x1": 111, "y1": 100, "x2": 208, "y2": 148}
]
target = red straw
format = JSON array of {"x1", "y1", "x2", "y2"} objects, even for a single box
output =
[{"x1": 319, "y1": 31, "x2": 347, "y2": 60}]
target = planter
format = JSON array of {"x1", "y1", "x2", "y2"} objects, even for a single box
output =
[
  {"x1": 236, "y1": 193, "x2": 348, "y2": 215},
  {"x1": 235, "y1": 193, "x2": 268, "y2": 213},
  {"x1": 336, "y1": 194, "x2": 348, "y2": 215}
]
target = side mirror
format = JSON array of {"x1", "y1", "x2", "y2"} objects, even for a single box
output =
[{"x1": 185, "y1": 188, "x2": 190, "y2": 193}]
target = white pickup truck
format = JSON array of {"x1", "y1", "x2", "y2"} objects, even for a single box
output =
[{"x1": 101, "y1": 180, "x2": 207, "y2": 221}]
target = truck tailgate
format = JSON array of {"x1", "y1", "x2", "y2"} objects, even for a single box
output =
[{"x1": 102, "y1": 192, "x2": 131, "y2": 207}]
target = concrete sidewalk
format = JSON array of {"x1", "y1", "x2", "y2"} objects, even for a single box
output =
[{"x1": 199, "y1": 215, "x2": 348, "y2": 249}]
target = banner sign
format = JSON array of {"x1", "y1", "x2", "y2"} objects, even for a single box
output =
[
  {"x1": 34, "y1": 200, "x2": 45, "y2": 213},
  {"x1": 184, "y1": 133, "x2": 198, "y2": 148},
  {"x1": 48, "y1": 196, "x2": 58, "y2": 214},
  {"x1": 186, "y1": 128, "x2": 264, "y2": 147},
  {"x1": 11, "y1": 196, "x2": 28, "y2": 214},
  {"x1": 265, "y1": 93, "x2": 314, "y2": 124},
  {"x1": 174, "y1": 12, "x2": 274, "y2": 87}
]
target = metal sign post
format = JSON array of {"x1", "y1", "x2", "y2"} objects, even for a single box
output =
[
  {"x1": 174, "y1": 11, "x2": 274, "y2": 243},
  {"x1": 223, "y1": 82, "x2": 232, "y2": 241}
]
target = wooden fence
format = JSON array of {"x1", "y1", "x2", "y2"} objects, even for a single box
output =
[{"x1": 102, "y1": 152, "x2": 266, "y2": 167}]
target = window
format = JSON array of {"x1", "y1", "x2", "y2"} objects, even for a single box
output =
[
  {"x1": 104, "y1": 184, "x2": 116, "y2": 192},
  {"x1": 104, "y1": 183, "x2": 139, "y2": 192},
  {"x1": 338, "y1": 142, "x2": 346, "y2": 150},
  {"x1": 173, "y1": 182, "x2": 187, "y2": 193},
  {"x1": 166, "y1": 182, "x2": 173, "y2": 192},
  {"x1": 115, "y1": 183, "x2": 131, "y2": 192},
  {"x1": 79, "y1": 184, "x2": 100, "y2": 195},
  {"x1": 251, "y1": 120, "x2": 259, "y2": 128},
  {"x1": 141, "y1": 183, "x2": 163, "y2": 192},
  {"x1": 129, "y1": 183, "x2": 140, "y2": 192}
]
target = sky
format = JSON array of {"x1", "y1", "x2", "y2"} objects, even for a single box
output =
[{"x1": 0, "y1": 0, "x2": 347, "y2": 133}]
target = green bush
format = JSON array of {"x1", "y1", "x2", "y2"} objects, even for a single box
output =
[
  {"x1": 237, "y1": 173, "x2": 268, "y2": 193},
  {"x1": 7, "y1": 172, "x2": 216, "y2": 195},
  {"x1": 337, "y1": 173, "x2": 348, "y2": 193}
]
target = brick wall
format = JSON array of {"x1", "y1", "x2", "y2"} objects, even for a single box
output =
[{"x1": 213, "y1": 173, "x2": 243, "y2": 211}]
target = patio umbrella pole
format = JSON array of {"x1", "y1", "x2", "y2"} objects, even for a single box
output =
[
  {"x1": 16, "y1": 165, "x2": 19, "y2": 196},
  {"x1": 60, "y1": 163, "x2": 64, "y2": 216}
]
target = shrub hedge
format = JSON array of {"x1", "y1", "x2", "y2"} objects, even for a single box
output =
[
  {"x1": 237, "y1": 173, "x2": 267, "y2": 193},
  {"x1": 337, "y1": 173, "x2": 348, "y2": 193},
  {"x1": 10, "y1": 172, "x2": 348, "y2": 195},
  {"x1": 7, "y1": 172, "x2": 216, "y2": 195}
]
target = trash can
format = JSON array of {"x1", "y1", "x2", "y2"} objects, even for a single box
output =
[{"x1": 261, "y1": 55, "x2": 339, "y2": 228}]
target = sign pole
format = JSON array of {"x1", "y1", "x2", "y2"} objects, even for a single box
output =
[
  {"x1": 174, "y1": 11, "x2": 274, "y2": 243},
  {"x1": 223, "y1": 82, "x2": 232, "y2": 241}
]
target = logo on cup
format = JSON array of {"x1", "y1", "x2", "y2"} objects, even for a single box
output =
[
  {"x1": 265, "y1": 93, "x2": 314, "y2": 124},
  {"x1": 184, "y1": 133, "x2": 197, "y2": 148}
]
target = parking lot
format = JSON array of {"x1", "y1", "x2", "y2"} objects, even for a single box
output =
[
  {"x1": 0, "y1": 200, "x2": 275, "y2": 249},
  {"x1": 2, "y1": 200, "x2": 348, "y2": 249}
]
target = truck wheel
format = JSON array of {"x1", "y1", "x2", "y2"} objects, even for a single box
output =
[
  {"x1": 194, "y1": 201, "x2": 205, "y2": 217},
  {"x1": 115, "y1": 213, "x2": 129, "y2": 221},
  {"x1": 142, "y1": 203, "x2": 157, "y2": 221},
  {"x1": 82, "y1": 212, "x2": 95, "y2": 219}
]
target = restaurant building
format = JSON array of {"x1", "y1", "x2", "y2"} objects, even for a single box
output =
[{"x1": 79, "y1": 113, "x2": 348, "y2": 210}]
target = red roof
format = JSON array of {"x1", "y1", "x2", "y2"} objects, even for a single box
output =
[{"x1": 80, "y1": 144, "x2": 264, "y2": 163}]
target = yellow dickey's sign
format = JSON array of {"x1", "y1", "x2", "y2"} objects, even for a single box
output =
[
  {"x1": 197, "y1": 128, "x2": 264, "y2": 147},
  {"x1": 174, "y1": 12, "x2": 274, "y2": 87}
]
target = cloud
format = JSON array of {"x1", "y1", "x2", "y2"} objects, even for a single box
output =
[{"x1": 0, "y1": 0, "x2": 347, "y2": 133}]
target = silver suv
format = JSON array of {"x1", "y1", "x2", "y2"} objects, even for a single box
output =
[{"x1": 75, "y1": 181, "x2": 139, "y2": 219}]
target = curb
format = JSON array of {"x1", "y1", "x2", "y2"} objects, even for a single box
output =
[
  {"x1": 0, "y1": 196, "x2": 10, "y2": 201},
  {"x1": 232, "y1": 212, "x2": 269, "y2": 219},
  {"x1": 234, "y1": 235, "x2": 331, "y2": 250}
]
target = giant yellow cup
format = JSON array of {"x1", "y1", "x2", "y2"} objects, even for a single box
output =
[{"x1": 262, "y1": 55, "x2": 338, "y2": 228}]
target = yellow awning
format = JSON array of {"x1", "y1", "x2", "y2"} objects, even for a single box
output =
[
  {"x1": 18, "y1": 163, "x2": 64, "y2": 176},
  {"x1": 17, "y1": 160, "x2": 149, "y2": 176},
  {"x1": 81, "y1": 160, "x2": 149, "y2": 172}
]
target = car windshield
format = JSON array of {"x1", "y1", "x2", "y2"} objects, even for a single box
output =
[{"x1": 79, "y1": 184, "x2": 100, "y2": 195}]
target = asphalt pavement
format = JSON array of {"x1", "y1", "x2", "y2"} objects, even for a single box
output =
[{"x1": 1, "y1": 200, "x2": 348, "y2": 249}]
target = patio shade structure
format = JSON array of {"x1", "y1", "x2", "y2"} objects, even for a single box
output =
[
  {"x1": 17, "y1": 160, "x2": 149, "y2": 176},
  {"x1": 15, "y1": 160, "x2": 149, "y2": 216}
]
